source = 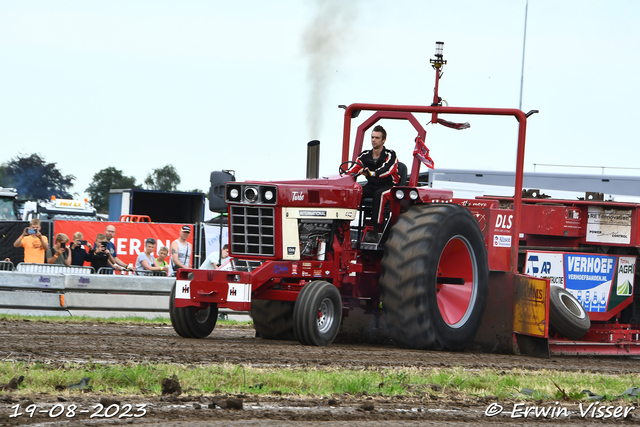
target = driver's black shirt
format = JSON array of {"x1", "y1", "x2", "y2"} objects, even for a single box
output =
[{"x1": 348, "y1": 147, "x2": 400, "y2": 186}]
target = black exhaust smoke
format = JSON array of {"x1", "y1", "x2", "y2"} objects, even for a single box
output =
[{"x1": 306, "y1": 140, "x2": 320, "y2": 179}]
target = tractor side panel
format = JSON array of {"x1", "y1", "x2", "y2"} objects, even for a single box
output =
[{"x1": 454, "y1": 199, "x2": 511, "y2": 272}]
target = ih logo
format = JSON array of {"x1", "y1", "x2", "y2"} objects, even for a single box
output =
[
  {"x1": 182, "y1": 283, "x2": 190, "y2": 294},
  {"x1": 229, "y1": 287, "x2": 237, "y2": 296}
]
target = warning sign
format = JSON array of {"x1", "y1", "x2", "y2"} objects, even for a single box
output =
[{"x1": 514, "y1": 275, "x2": 549, "y2": 338}]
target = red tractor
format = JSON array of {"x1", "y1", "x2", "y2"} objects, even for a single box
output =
[{"x1": 171, "y1": 42, "x2": 639, "y2": 357}]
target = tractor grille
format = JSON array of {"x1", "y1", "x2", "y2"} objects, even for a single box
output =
[
  {"x1": 230, "y1": 205, "x2": 275, "y2": 257},
  {"x1": 232, "y1": 259, "x2": 263, "y2": 272}
]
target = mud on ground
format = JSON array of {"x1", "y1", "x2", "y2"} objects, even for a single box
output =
[{"x1": 1, "y1": 319, "x2": 639, "y2": 425}]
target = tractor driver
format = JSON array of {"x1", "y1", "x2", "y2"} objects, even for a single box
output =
[{"x1": 347, "y1": 125, "x2": 400, "y2": 241}]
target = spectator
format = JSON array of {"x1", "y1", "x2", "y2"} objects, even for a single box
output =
[
  {"x1": 13, "y1": 218, "x2": 49, "y2": 263},
  {"x1": 169, "y1": 225, "x2": 193, "y2": 276},
  {"x1": 136, "y1": 238, "x2": 169, "y2": 274},
  {"x1": 103, "y1": 225, "x2": 129, "y2": 271},
  {"x1": 1, "y1": 205, "x2": 13, "y2": 220},
  {"x1": 69, "y1": 232, "x2": 92, "y2": 267},
  {"x1": 46, "y1": 233, "x2": 71, "y2": 266},
  {"x1": 199, "y1": 244, "x2": 230, "y2": 270},
  {"x1": 88, "y1": 233, "x2": 116, "y2": 273},
  {"x1": 156, "y1": 246, "x2": 169, "y2": 270}
]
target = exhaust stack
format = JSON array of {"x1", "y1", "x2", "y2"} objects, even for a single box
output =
[{"x1": 306, "y1": 140, "x2": 320, "y2": 179}]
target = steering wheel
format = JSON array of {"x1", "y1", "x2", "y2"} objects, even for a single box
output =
[{"x1": 339, "y1": 160, "x2": 359, "y2": 176}]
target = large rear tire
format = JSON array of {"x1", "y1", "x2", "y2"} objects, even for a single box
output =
[
  {"x1": 169, "y1": 284, "x2": 218, "y2": 338},
  {"x1": 250, "y1": 299, "x2": 296, "y2": 340},
  {"x1": 293, "y1": 281, "x2": 342, "y2": 346},
  {"x1": 549, "y1": 286, "x2": 590, "y2": 340},
  {"x1": 380, "y1": 204, "x2": 489, "y2": 351}
]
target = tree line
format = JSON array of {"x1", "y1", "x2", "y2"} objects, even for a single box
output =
[{"x1": 0, "y1": 153, "x2": 194, "y2": 213}]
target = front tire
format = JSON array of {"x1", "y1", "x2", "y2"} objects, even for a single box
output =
[
  {"x1": 380, "y1": 204, "x2": 489, "y2": 350},
  {"x1": 251, "y1": 299, "x2": 295, "y2": 340},
  {"x1": 170, "y1": 284, "x2": 218, "y2": 338},
  {"x1": 293, "y1": 281, "x2": 342, "y2": 346}
]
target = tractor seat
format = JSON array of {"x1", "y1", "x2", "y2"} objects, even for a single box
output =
[{"x1": 360, "y1": 162, "x2": 408, "y2": 208}]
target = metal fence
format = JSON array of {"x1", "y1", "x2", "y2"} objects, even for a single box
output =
[
  {"x1": 16, "y1": 263, "x2": 95, "y2": 275},
  {"x1": 0, "y1": 261, "x2": 14, "y2": 271},
  {"x1": 96, "y1": 268, "x2": 166, "y2": 277},
  {"x1": 133, "y1": 270, "x2": 168, "y2": 277},
  {"x1": 13, "y1": 264, "x2": 166, "y2": 277}
]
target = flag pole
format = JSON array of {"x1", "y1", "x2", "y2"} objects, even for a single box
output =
[{"x1": 518, "y1": 0, "x2": 529, "y2": 110}]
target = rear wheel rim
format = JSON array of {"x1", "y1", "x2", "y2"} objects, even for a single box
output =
[
  {"x1": 317, "y1": 298, "x2": 334, "y2": 334},
  {"x1": 435, "y1": 235, "x2": 478, "y2": 328}
]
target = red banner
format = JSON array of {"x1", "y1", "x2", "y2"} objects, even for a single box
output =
[
  {"x1": 53, "y1": 221, "x2": 194, "y2": 267},
  {"x1": 413, "y1": 135, "x2": 434, "y2": 169}
]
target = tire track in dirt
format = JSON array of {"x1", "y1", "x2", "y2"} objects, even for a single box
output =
[
  {"x1": 1, "y1": 321, "x2": 637, "y2": 374},
  {"x1": 1, "y1": 321, "x2": 638, "y2": 425}
]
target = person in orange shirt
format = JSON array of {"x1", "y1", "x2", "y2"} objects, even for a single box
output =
[{"x1": 13, "y1": 218, "x2": 49, "y2": 263}]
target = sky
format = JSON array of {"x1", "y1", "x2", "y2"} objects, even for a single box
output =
[{"x1": 1, "y1": 0, "x2": 639, "y2": 202}]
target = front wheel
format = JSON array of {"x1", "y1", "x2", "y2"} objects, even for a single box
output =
[
  {"x1": 293, "y1": 281, "x2": 342, "y2": 346},
  {"x1": 251, "y1": 299, "x2": 295, "y2": 340},
  {"x1": 170, "y1": 284, "x2": 218, "y2": 338},
  {"x1": 380, "y1": 204, "x2": 489, "y2": 351}
]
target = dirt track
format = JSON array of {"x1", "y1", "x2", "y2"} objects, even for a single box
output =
[{"x1": 1, "y1": 320, "x2": 639, "y2": 425}]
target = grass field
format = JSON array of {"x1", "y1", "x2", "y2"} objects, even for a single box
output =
[
  {"x1": 1, "y1": 315, "x2": 639, "y2": 402},
  {"x1": 0, "y1": 313, "x2": 251, "y2": 327},
  {"x1": 2, "y1": 361, "x2": 639, "y2": 401}
]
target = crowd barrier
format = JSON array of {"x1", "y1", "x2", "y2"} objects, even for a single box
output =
[
  {"x1": 0, "y1": 261, "x2": 15, "y2": 271},
  {"x1": 0, "y1": 265, "x2": 248, "y2": 320},
  {"x1": 17, "y1": 263, "x2": 94, "y2": 275},
  {"x1": 13, "y1": 263, "x2": 168, "y2": 276}
]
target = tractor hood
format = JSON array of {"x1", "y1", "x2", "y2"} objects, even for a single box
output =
[{"x1": 226, "y1": 174, "x2": 362, "y2": 210}]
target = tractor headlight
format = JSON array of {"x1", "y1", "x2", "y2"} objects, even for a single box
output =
[
  {"x1": 260, "y1": 186, "x2": 277, "y2": 204},
  {"x1": 395, "y1": 189, "x2": 405, "y2": 200},
  {"x1": 226, "y1": 184, "x2": 242, "y2": 202},
  {"x1": 409, "y1": 190, "x2": 419, "y2": 200}
]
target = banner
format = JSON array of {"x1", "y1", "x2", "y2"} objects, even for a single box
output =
[
  {"x1": 54, "y1": 221, "x2": 193, "y2": 267},
  {"x1": 525, "y1": 251, "x2": 636, "y2": 314},
  {"x1": 437, "y1": 118, "x2": 470, "y2": 130},
  {"x1": 204, "y1": 224, "x2": 229, "y2": 257},
  {"x1": 413, "y1": 136, "x2": 434, "y2": 169}
]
